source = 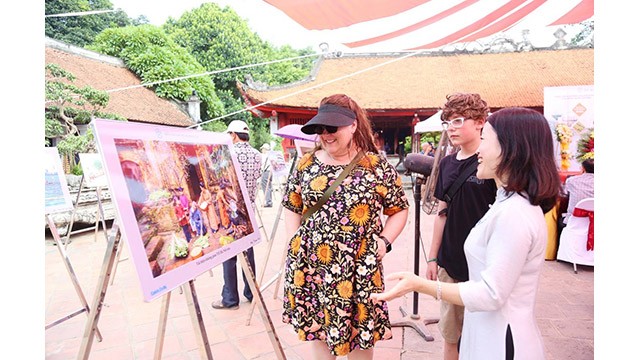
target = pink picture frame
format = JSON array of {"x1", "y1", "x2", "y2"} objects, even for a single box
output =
[{"x1": 91, "y1": 118, "x2": 261, "y2": 302}]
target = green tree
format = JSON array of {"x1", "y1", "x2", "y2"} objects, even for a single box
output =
[
  {"x1": 161, "y1": 2, "x2": 315, "y2": 147},
  {"x1": 89, "y1": 25, "x2": 225, "y2": 120},
  {"x1": 163, "y1": 3, "x2": 314, "y2": 93},
  {"x1": 45, "y1": 0, "x2": 131, "y2": 47},
  {"x1": 45, "y1": 63, "x2": 124, "y2": 169}
]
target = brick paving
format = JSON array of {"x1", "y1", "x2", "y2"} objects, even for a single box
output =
[{"x1": 45, "y1": 189, "x2": 593, "y2": 359}]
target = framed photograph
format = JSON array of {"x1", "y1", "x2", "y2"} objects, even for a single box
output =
[
  {"x1": 91, "y1": 118, "x2": 261, "y2": 302},
  {"x1": 79, "y1": 153, "x2": 108, "y2": 188},
  {"x1": 45, "y1": 147, "x2": 74, "y2": 214}
]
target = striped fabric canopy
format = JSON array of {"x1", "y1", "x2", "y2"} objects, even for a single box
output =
[{"x1": 264, "y1": 0, "x2": 593, "y2": 52}]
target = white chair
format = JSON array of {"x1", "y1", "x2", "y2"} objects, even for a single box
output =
[{"x1": 556, "y1": 197, "x2": 594, "y2": 273}]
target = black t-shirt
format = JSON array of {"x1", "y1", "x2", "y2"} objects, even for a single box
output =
[{"x1": 434, "y1": 152, "x2": 497, "y2": 281}]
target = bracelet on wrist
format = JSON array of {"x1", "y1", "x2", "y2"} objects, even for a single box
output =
[
  {"x1": 435, "y1": 279, "x2": 442, "y2": 301},
  {"x1": 427, "y1": 257, "x2": 437, "y2": 263},
  {"x1": 375, "y1": 234, "x2": 392, "y2": 253}
]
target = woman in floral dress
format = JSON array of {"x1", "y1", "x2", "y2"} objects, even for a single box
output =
[{"x1": 281, "y1": 94, "x2": 409, "y2": 359}]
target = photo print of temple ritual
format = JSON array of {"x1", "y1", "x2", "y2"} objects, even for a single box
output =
[{"x1": 114, "y1": 137, "x2": 254, "y2": 277}]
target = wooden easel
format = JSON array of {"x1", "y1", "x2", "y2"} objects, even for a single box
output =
[
  {"x1": 77, "y1": 222, "x2": 286, "y2": 359},
  {"x1": 63, "y1": 174, "x2": 110, "y2": 250},
  {"x1": 245, "y1": 152, "x2": 299, "y2": 324},
  {"x1": 45, "y1": 214, "x2": 102, "y2": 342}
]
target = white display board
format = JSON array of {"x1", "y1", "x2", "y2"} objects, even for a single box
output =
[
  {"x1": 45, "y1": 147, "x2": 74, "y2": 214},
  {"x1": 544, "y1": 85, "x2": 594, "y2": 171}
]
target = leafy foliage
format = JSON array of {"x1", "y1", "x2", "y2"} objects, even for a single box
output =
[
  {"x1": 161, "y1": 3, "x2": 316, "y2": 148},
  {"x1": 45, "y1": 0, "x2": 132, "y2": 47},
  {"x1": 47, "y1": 1, "x2": 317, "y2": 151},
  {"x1": 163, "y1": 3, "x2": 315, "y2": 93},
  {"x1": 45, "y1": 63, "x2": 123, "y2": 162},
  {"x1": 89, "y1": 25, "x2": 224, "y2": 119}
]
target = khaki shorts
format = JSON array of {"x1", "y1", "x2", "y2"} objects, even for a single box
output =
[{"x1": 437, "y1": 267, "x2": 465, "y2": 344}]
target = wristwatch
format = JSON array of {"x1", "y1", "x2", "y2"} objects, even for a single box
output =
[{"x1": 374, "y1": 234, "x2": 392, "y2": 253}]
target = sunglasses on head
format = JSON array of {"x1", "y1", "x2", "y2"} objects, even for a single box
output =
[{"x1": 312, "y1": 125, "x2": 338, "y2": 135}]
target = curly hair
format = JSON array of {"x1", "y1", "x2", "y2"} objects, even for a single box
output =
[{"x1": 440, "y1": 93, "x2": 490, "y2": 121}]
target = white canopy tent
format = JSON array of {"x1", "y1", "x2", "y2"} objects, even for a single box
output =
[{"x1": 414, "y1": 110, "x2": 443, "y2": 134}]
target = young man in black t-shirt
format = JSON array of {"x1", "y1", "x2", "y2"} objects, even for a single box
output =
[{"x1": 426, "y1": 93, "x2": 497, "y2": 360}]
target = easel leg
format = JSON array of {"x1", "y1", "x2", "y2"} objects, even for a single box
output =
[
  {"x1": 64, "y1": 174, "x2": 85, "y2": 250},
  {"x1": 247, "y1": 153, "x2": 299, "y2": 322},
  {"x1": 109, "y1": 243, "x2": 124, "y2": 286},
  {"x1": 245, "y1": 204, "x2": 282, "y2": 325},
  {"x1": 45, "y1": 214, "x2": 102, "y2": 342},
  {"x1": 77, "y1": 223, "x2": 122, "y2": 359},
  {"x1": 271, "y1": 230, "x2": 289, "y2": 300},
  {"x1": 239, "y1": 252, "x2": 286, "y2": 360},
  {"x1": 254, "y1": 203, "x2": 270, "y2": 243},
  {"x1": 95, "y1": 186, "x2": 110, "y2": 243},
  {"x1": 184, "y1": 280, "x2": 214, "y2": 359},
  {"x1": 154, "y1": 292, "x2": 171, "y2": 360}
]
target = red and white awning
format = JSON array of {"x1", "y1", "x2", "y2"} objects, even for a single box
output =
[{"x1": 264, "y1": 0, "x2": 593, "y2": 52}]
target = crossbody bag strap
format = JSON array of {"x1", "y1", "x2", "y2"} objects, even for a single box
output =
[
  {"x1": 443, "y1": 160, "x2": 478, "y2": 203},
  {"x1": 301, "y1": 150, "x2": 365, "y2": 224}
]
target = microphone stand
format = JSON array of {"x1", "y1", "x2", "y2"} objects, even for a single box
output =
[{"x1": 390, "y1": 173, "x2": 437, "y2": 341}]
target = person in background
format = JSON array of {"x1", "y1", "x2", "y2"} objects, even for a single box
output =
[
  {"x1": 174, "y1": 196, "x2": 191, "y2": 242},
  {"x1": 211, "y1": 120, "x2": 262, "y2": 310},
  {"x1": 188, "y1": 200, "x2": 206, "y2": 238},
  {"x1": 198, "y1": 182, "x2": 219, "y2": 234},
  {"x1": 175, "y1": 187, "x2": 190, "y2": 213},
  {"x1": 281, "y1": 94, "x2": 409, "y2": 359},
  {"x1": 214, "y1": 184, "x2": 230, "y2": 230},
  {"x1": 562, "y1": 158, "x2": 594, "y2": 226},
  {"x1": 426, "y1": 93, "x2": 497, "y2": 360},
  {"x1": 372, "y1": 107, "x2": 561, "y2": 359},
  {"x1": 420, "y1": 141, "x2": 434, "y2": 156},
  {"x1": 260, "y1": 143, "x2": 274, "y2": 208},
  {"x1": 374, "y1": 132, "x2": 386, "y2": 157}
]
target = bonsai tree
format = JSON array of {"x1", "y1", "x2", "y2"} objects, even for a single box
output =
[{"x1": 45, "y1": 63, "x2": 124, "y2": 172}]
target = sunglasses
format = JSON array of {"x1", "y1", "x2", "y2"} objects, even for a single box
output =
[{"x1": 312, "y1": 125, "x2": 338, "y2": 135}]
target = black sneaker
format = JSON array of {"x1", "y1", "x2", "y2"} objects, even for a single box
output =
[{"x1": 211, "y1": 300, "x2": 239, "y2": 310}]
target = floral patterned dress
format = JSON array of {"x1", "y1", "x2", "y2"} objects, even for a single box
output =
[{"x1": 281, "y1": 151, "x2": 409, "y2": 356}]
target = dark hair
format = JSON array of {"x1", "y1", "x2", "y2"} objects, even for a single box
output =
[
  {"x1": 487, "y1": 107, "x2": 561, "y2": 213},
  {"x1": 441, "y1": 93, "x2": 489, "y2": 121},
  {"x1": 236, "y1": 132, "x2": 250, "y2": 142},
  {"x1": 314, "y1": 94, "x2": 378, "y2": 153},
  {"x1": 582, "y1": 159, "x2": 594, "y2": 173}
]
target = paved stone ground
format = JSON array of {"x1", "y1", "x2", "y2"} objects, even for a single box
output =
[{"x1": 44, "y1": 186, "x2": 593, "y2": 359}]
